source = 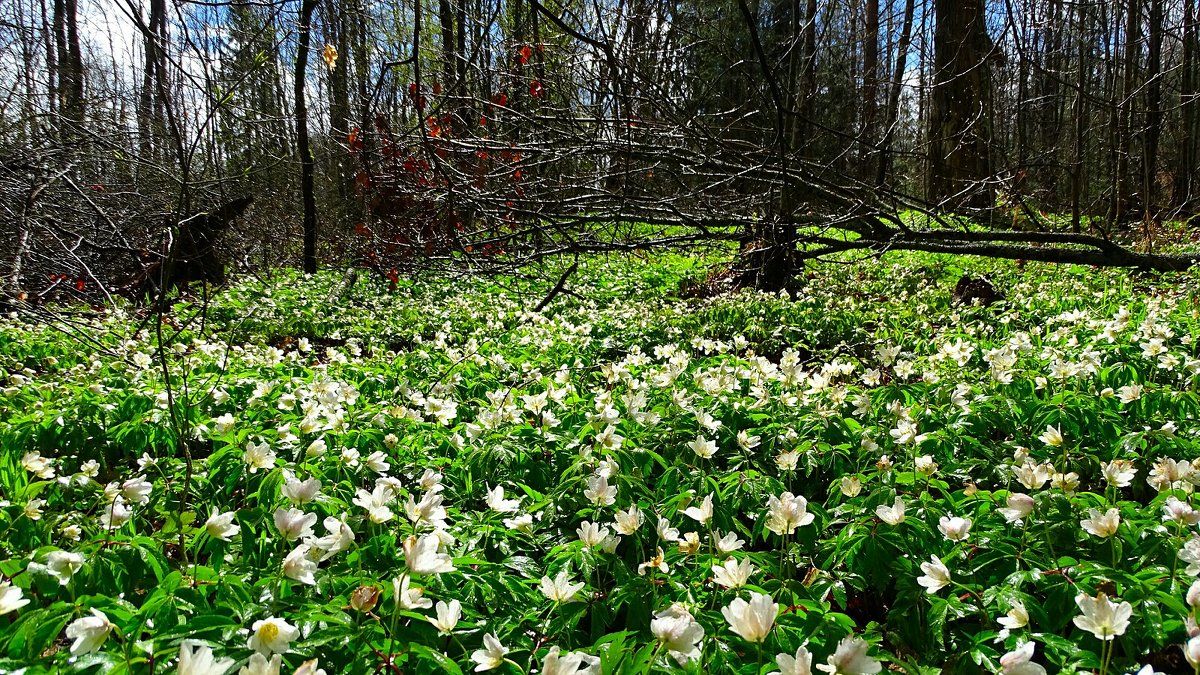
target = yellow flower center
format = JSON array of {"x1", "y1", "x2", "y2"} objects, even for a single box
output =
[{"x1": 259, "y1": 623, "x2": 279, "y2": 643}]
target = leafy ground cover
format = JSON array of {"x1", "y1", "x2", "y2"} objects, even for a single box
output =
[{"x1": 2, "y1": 253, "x2": 1200, "y2": 674}]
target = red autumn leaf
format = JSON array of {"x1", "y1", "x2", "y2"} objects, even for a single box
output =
[
  {"x1": 479, "y1": 116, "x2": 487, "y2": 126},
  {"x1": 74, "y1": 278, "x2": 85, "y2": 291},
  {"x1": 432, "y1": 81, "x2": 442, "y2": 95},
  {"x1": 492, "y1": 92, "x2": 508, "y2": 106},
  {"x1": 89, "y1": 184, "x2": 105, "y2": 192},
  {"x1": 348, "y1": 127, "x2": 363, "y2": 152},
  {"x1": 409, "y1": 82, "x2": 418, "y2": 95},
  {"x1": 519, "y1": 45, "x2": 532, "y2": 64},
  {"x1": 529, "y1": 80, "x2": 543, "y2": 97}
]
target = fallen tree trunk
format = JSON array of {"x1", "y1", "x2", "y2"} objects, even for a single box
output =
[
  {"x1": 875, "y1": 239, "x2": 1199, "y2": 272},
  {"x1": 326, "y1": 267, "x2": 359, "y2": 305},
  {"x1": 459, "y1": 212, "x2": 1200, "y2": 276},
  {"x1": 818, "y1": 218, "x2": 1200, "y2": 272}
]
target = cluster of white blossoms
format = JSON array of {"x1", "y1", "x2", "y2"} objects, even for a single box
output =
[{"x1": 7, "y1": 266, "x2": 1200, "y2": 674}]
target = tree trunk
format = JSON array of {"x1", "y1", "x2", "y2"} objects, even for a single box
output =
[
  {"x1": 875, "y1": 0, "x2": 915, "y2": 188},
  {"x1": 324, "y1": 0, "x2": 355, "y2": 230},
  {"x1": 456, "y1": 0, "x2": 467, "y2": 94},
  {"x1": 858, "y1": 0, "x2": 879, "y2": 180},
  {"x1": 1178, "y1": 0, "x2": 1199, "y2": 210},
  {"x1": 1038, "y1": 0, "x2": 1066, "y2": 207},
  {"x1": 296, "y1": 0, "x2": 319, "y2": 274},
  {"x1": 1142, "y1": 0, "x2": 1163, "y2": 223},
  {"x1": 353, "y1": 0, "x2": 372, "y2": 173},
  {"x1": 438, "y1": 0, "x2": 455, "y2": 97},
  {"x1": 1112, "y1": 0, "x2": 1139, "y2": 222},
  {"x1": 326, "y1": 0, "x2": 351, "y2": 134},
  {"x1": 927, "y1": 0, "x2": 994, "y2": 214},
  {"x1": 59, "y1": 0, "x2": 83, "y2": 122},
  {"x1": 1014, "y1": 0, "x2": 1030, "y2": 175},
  {"x1": 42, "y1": 0, "x2": 56, "y2": 117},
  {"x1": 735, "y1": 0, "x2": 797, "y2": 292},
  {"x1": 52, "y1": 0, "x2": 66, "y2": 116},
  {"x1": 138, "y1": 0, "x2": 166, "y2": 164},
  {"x1": 1070, "y1": 1, "x2": 1089, "y2": 232},
  {"x1": 797, "y1": 0, "x2": 818, "y2": 155}
]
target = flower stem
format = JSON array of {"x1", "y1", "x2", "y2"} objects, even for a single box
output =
[
  {"x1": 1098, "y1": 638, "x2": 1113, "y2": 675},
  {"x1": 952, "y1": 581, "x2": 990, "y2": 627},
  {"x1": 643, "y1": 641, "x2": 665, "y2": 675}
]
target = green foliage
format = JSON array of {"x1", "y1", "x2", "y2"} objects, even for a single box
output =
[{"x1": 0, "y1": 252, "x2": 1199, "y2": 673}]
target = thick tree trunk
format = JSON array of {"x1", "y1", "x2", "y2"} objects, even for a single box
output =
[
  {"x1": 137, "y1": 0, "x2": 166, "y2": 164},
  {"x1": 326, "y1": 0, "x2": 351, "y2": 134},
  {"x1": 324, "y1": 0, "x2": 355, "y2": 229},
  {"x1": 1037, "y1": 0, "x2": 1066, "y2": 206},
  {"x1": 858, "y1": 0, "x2": 879, "y2": 180},
  {"x1": 353, "y1": 0, "x2": 372, "y2": 173},
  {"x1": 736, "y1": 0, "x2": 798, "y2": 292},
  {"x1": 1015, "y1": 1, "x2": 1030, "y2": 174},
  {"x1": 57, "y1": 0, "x2": 83, "y2": 122},
  {"x1": 798, "y1": 217, "x2": 1200, "y2": 272},
  {"x1": 1112, "y1": 0, "x2": 1139, "y2": 222},
  {"x1": 296, "y1": 0, "x2": 319, "y2": 274},
  {"x1": 927, "y1": 0, "x2": 994, "y2": 213}
]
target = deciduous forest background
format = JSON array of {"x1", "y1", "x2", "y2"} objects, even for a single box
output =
[{"x1": 2, "y1": 0, "x2": 1199, "y2": 298}]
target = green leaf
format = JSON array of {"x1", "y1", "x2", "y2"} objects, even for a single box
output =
[{"x1": 408, "y1": 643, "x2": 463, "y2": 674}]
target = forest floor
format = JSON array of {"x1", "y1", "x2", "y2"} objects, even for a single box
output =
[{"x1": 1, "y1": 248, "x2": 1200, "y2": 674}]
